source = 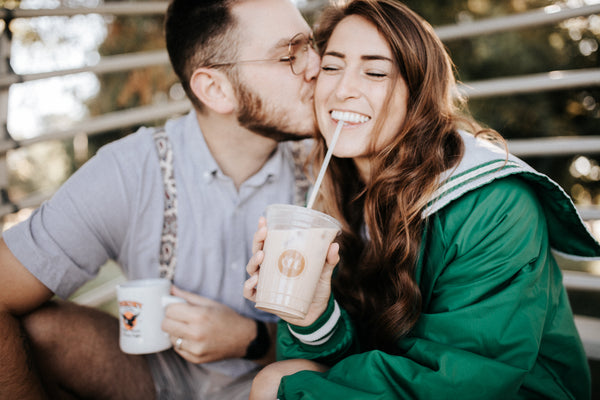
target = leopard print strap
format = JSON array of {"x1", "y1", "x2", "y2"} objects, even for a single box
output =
[{"x1": 152, "y1": 129, "x2": 178, "y2": 281}]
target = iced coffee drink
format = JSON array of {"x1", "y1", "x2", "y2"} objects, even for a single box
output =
[{"x1": 255, "y1": 204, "x2": 341, "y2": 319}]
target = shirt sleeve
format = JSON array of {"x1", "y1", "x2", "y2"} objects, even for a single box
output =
[
  {"x1": 2, "y1": 142, "x2": 140, "y2": 298},
  {"x1": 277, "y1": 293, "x2": 358, "y2": 365},
  {"x1": 276, "y1": 177, "x2": 588, "y2": 400}
]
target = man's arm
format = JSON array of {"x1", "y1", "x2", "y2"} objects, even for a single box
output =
[
  {"x1": 249, "y1": 320, "x2": 278, "y2": 367},
  {"x1": 0, "y1": 238, "x2": 54, "y2": 399}
]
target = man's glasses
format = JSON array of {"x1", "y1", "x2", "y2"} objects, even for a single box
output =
[{"x1": 208, "y1": 33, "x2": 316, "y2": 75}]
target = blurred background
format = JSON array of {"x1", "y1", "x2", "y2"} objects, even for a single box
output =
[
  {"x1": 1, "y1": 0, "x2": 599, "y2": 229},
  {"x1": 1, "y1": 0, "x2": 599, "y2": 395}
]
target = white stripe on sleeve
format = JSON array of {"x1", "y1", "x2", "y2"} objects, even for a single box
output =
[{"x1": 288, "y1": 300, "x2": 341, "y2": 345}]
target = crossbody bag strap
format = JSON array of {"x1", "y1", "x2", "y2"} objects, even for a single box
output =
[{"x1": 152, "y1": 129, "x2": 178, "y2": 281}]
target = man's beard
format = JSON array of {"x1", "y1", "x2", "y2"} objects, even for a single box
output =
[{"x1": 236, "y1": 81, "x2": 315, "y2": 142}]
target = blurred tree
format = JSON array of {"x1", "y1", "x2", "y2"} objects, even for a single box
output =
[
  {"x1": 403, "y1": 0, "x2": 600, "y2": 204},
  {"x1": 85, "y1": 0, "x2": 178, "y2": 156},
  {"x1": 4, "y1": 0, "x2": 599, "y2": 208}
]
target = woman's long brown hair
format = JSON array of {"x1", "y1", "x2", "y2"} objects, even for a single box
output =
[{"x1": 311, "y1": 0, "x2": 494, "y2": 352}]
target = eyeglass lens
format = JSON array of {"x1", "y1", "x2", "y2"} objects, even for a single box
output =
[{"x1": 289, "y1": 34, "x2": 314, "y2": 75}]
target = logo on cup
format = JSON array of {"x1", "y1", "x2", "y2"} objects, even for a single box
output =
[
  {"x1": 120, "y1": 300, "x2": 142, "y2": 333},
  {"x1": 122, "y1": 311, "x2": 139, "y2": 330},
  {"x1": 278, "y1": 249, "x2": 306, "y2": 278}
]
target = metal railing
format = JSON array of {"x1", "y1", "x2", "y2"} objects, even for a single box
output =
[
  {"x1": 1, "y1": 1, "x2": 599, "y2": 358},
  {"x1": 435, "y1": 3, "x2": 600, "y2": 41},
  {"x1": 1, "y1": 3, "x2": 598, "y2": 160}
]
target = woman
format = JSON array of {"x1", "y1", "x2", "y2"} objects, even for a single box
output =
[{"x1": 244, "y1": 0, "x2": 599, "y2": 398}]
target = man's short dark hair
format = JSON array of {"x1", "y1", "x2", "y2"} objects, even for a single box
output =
[{"x1": 165, "y1": 0, "x2": 240, "y2": 111}]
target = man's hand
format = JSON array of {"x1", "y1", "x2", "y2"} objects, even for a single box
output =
[{"x1": 161, "y1": 286, "x2": 257, "y2": 364}]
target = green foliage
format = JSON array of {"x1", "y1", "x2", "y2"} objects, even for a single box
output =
[
  {"x1": 404, "y1": 0, "x2": 600, "y2": 203},
  {"x1": 81, "y1": 0, "x2": 600, "y2": 203},
  {"x1": 86, "y1": 3, "x2": 178, "y2": 156},
  {"x1": 7, "y1": 0, "x2": 598, "y2": 207}
]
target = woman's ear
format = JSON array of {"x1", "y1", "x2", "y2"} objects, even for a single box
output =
[{"x1": 189, "y1": 68, "x2": 236, "y2": 114}]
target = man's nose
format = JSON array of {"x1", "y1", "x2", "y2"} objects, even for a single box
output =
[{"x1": 304, "y1": 47, "x2": 321, "y2": 81}]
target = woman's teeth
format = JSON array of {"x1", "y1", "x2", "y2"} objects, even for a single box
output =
[{"x1": 331, "y1": 110, "x2": 370, "y2": 124}]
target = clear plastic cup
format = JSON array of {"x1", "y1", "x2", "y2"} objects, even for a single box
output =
[{"x1": 255, "y1": 204, "x2": 341, "y2": 319}]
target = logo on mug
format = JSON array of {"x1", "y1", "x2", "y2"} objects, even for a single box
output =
[
  {"x1": 119, "y1": 300, "x2": 142, "y2": 333},
  {"x1": 121, "y1": 311, "x2": 139, "y2": 330},
  {"x1": 278, "y1": 249, "x2": 306, "y2": 278}
]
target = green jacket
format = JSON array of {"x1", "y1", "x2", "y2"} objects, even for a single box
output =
[{"x1": 277, "y1": 132, "x2": 600, "y2": 400}]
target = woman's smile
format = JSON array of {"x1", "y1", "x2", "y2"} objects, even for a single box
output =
[
  {"x1": 330, "y1": 110, "x2": 371, "y2": 124},
  {"x1": 315, "y1": 15, "x2": 408, "y2": 171}
]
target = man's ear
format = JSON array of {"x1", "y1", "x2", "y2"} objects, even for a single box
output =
[{"x1": 189, "y1": 68, "x2": 236, "y2": 114}]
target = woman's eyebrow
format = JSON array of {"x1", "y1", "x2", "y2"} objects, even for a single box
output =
[
  {"x1": 323, "y1": 51, "x2": 392, "y2": 63},
  {"x1": 361, "y1": 55, "x2": 393, "y2": 62},
  {"x1": 323, "y1": 50, "x2": 345, "y2": 59}
]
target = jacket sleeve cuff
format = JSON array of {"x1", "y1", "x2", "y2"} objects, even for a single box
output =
[{"x1": 287, "y1": 295, "x2": 341, "y2": 346}]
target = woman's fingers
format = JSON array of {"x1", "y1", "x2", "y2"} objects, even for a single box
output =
[
  {"x1": 325, "y1": 242, "x2": 340, "y2": 269},
  {"x1": 245, "y1": 218, "x2": 267, "y2": 303},
  {"x1": 244, "y1": 249, "x2": 264, "y2": 301},
  {"x1": 243, "y1": 273, "x2": 259, "y2": 301},
  {"x1": 246, "y1": 249, "x2": 264, "y2": 276},
  {"x1": 252, "y1": 217, "x2": 268, "y2": 254}
]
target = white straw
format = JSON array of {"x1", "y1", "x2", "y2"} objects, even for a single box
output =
[{"x1": 306, "y1": 120, "x2": 345, "y2": 209}]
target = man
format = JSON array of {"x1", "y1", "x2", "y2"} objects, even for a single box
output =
[{"x1": 0, "y1": 0, "x2": 319, "y2": 398}]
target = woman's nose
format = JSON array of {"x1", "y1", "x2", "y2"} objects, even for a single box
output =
[{"x1": 335, "y1": 72, "x2": 361, "y2": 101}]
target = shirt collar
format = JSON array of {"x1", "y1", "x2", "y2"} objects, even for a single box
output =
[
  {"x1": 244, "y1": 143, "x2": 285, "y2": 187},
  {"x1": 179, "y1": 110, "x2": 286, "y2": 186},
  {"x1": 183, "y1": 111, "x2": 220, "y2": 177}
]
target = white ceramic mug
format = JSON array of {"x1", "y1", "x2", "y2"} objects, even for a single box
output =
[{"x1": 116, "y1": 278, "x2": 184, "y2": 354}]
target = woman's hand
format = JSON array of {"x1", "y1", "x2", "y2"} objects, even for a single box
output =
[
  {"x1": 243, "y1": 217, "x2": 340, "y2": 327},
  {"x1": 243, "y1": 217, "x2": 269, "y2": 300}
]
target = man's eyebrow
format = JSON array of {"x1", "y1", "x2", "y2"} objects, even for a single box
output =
[
  {"x1": 272, "y1": 32, "x2": 310, "y2": 49},
  {"x1": 262, "y1": 38, "x2": 291, "y2": 58},
  {"x1": 323, "y1": 51, "x2": 393, "y2": 62},
  {"x1": 273, "y1": 37, "x2": 291, "y2": 48}
]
